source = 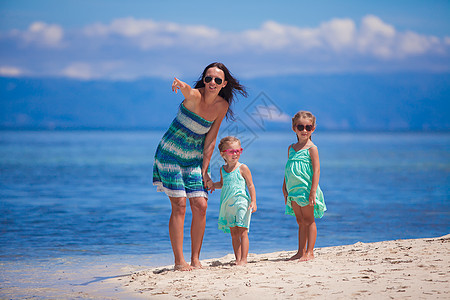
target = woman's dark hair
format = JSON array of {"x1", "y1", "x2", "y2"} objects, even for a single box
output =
[{"x1": 194, "y1": 62, "x2": 248, "y2": 120}]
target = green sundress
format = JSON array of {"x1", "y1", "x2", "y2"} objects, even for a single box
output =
[
  {"x1": 218, "y1": 164, "x2": 252, "y2": 233},
  {"x1": 285, "y1": 146, "x2": 326, "y2": 218}
]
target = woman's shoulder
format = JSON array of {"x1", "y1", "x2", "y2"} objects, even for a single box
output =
[
  {"x1": 182, "y1": 93, "x2": 201, "y2": 109},
  {"x1": 209, "y1": 97, "x2": 229, "y2": 122},
  {"x1": 215, "y1": 96, "x2": 229, "y2": 110}
]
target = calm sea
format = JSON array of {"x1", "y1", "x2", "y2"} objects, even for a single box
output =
[{"x1": 1, "y1": 130, "x2": 449, "y2": 267}]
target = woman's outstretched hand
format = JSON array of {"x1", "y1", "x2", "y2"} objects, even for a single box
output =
[{"x1": 172, "y1": 77, "x2": 186, "y2": 94}]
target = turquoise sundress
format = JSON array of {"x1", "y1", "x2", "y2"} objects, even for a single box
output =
[
  {"x1": 285, "y1": 145, "x2": 326, "y2": 218},
  {"x1": 218, "y1": 164, "x2": 252, "y2": 233}
]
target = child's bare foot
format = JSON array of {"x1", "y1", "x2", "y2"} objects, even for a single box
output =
[
  {"x1": 299, "y1": 251, "x2": 314, "y2": 262},
  {"x1": 236, "y1": 259, "x2": 247, "y2": 266},
  {"x1": 174, "y1": 263, "x2": 193, "y2": 271}
]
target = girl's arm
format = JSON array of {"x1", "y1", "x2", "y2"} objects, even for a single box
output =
[
  {"x1": 240, "y1": 164, "x2": 257, "y2": 213},
  {"x1": 282, "y1": 145, "x2": 291, "y2": 204},
  {"x1": 308, "y1": 145, "x2": 321, "y2": 206},
  {"x1": 202, "y1": 102, "x2": 228, "y2": 190},
  {"x1": 211, "y1": 168, "x2": 223, "y2": 192}
]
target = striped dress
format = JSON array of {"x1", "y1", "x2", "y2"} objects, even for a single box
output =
[{"x1": 153, "y1": 103, "x2": 213, "y2": 198}]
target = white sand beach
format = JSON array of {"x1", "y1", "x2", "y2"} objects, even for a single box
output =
[
  {"x1": 115, "y1": 235, "x2": 449, "y2": 299},
  {"x1": 1, "y1": 235, "x2": 448, "y2": 299}
]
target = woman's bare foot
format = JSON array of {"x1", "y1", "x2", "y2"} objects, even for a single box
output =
[
  {"x1": 190, "y1": 260, "x2": 203, "y2": 269},
  {"x1": 299, "y1": 251, "x2": 314, "y2": 262},
  {"x1": 288, "y1": 252, "x2": 303, "y2": 261},
  {"x1": 174, "y1": 263, "x2": 193, "y2": 271}
]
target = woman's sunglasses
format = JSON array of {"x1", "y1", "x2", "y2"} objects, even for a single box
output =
[
  {"x1": 222, "y1": 148, "x2": 243, "y2": 155},
  {"x1": 204, "y1": 76, "x2": 223, "y2": 85},
  {"x1": 296, "y1": 124, "x2": 314, "y2": 131}
]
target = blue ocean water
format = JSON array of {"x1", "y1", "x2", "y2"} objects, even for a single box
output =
[{"x1": 1, "y1": 130, "x2": 449, "y2": 267}]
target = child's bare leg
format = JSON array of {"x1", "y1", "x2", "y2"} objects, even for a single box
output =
[
  {"x1": 289, "y1": 201, "x2": 304, "y2": 260},
  {"x1": 230, "y1": 227, "x2": 242, "y2": 264},
  {"x1": 299, "y1": 223, "x2": 308, "y2": 257},
  {"x1": 237, "y1": 227, "x2": 249, "y2": 265},
  {"x1": 299, "y1": 205, "x2": 316, "y2": 262}
]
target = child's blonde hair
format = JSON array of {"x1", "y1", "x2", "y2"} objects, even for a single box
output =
[
  {"x1": 292, "y1": 111, "x2": 316, "y2": 140},
  {"x1": 218, "y1": 136, "x2": 241, "y2": 152}
]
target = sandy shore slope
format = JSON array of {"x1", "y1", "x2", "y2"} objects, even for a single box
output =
[{"x1": 115, "y1": 235, "x2": 449, "y2": 299}]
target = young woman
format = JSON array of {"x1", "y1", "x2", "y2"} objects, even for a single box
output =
[{"x1": 153, "y1": 62, "x2": 248, "y2": 270}]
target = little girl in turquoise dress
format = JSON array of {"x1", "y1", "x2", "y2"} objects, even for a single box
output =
[
  {"x1": 282, "y1": 111, "x2": 326, "y2": 262},
  {"x1": 212, "y1": 136, "x2": 257, "y2": 265}
]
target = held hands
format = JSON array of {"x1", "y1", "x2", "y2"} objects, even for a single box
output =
[
  {"x1": 203, "y1": 173, "x2": 214, "y2": 192},
  {"x1": 208, "y1": 182, "x2": 215, "y2": 193}
]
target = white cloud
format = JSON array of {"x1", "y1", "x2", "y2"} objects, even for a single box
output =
[
  {"x1": 246, "y1": 21, "x2": 294, "y2": 50},
  {"x1": 62, "y1": 63, "x2": 94, "y2": 80},
  {"x1": 319, "y1": 18, "x2": 356, "y2": 51},
  {"x1": 0, "y1": 66, "x2": 23, "y2": 76},
  {"x1": 1, "y1": 15, "x2": 449, "y2": 79},
  {"x1": 83, "y1": 17, "x2": 219, "y2": 50},
  {"x1": 357, "y1": 15, "x2": 396, "y2": 59},
  {"x1": 61, "y1": 61, "x2": 130, "y2": 80},
  {"x1": 18, "y1": 22, "x2": 64, "y2": 48},
  {"x1": 255, "y1": 105, "x2": 291, "y2": 123},
  {"x1": 241, "y1": 21, "x2": 323, "y2": 52},
  {"x1": 397, "y1": 31, "x2": 439, "y2": 56},
  {"x1": 235, "y1": 15, "x2": 446, "y2": 60},
  {"x1": 109, "y1": 18, "x2": 159, "y2": 37}
]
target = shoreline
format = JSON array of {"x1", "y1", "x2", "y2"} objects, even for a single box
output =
[
  {"x1": 1, "y1": 235, "x2": 448, "y2": 299},
  {"x1": 113, "y1": 234, "x2": 449, "y2": 299}
]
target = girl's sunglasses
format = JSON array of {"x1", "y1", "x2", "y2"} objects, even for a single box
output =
[
  {"x1": 222, "y1": 148, "x2": 243, "y2": 155},
  {"x1": 204, "y1": 76, "x2": 223, "y2": 85},
  {"x1": 296, "y1": 124, "x2": 314, "y2": 131}
]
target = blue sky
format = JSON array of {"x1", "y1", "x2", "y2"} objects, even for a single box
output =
[{"x1": 1, "y1": 0, "x2": 449, "y2": 79}]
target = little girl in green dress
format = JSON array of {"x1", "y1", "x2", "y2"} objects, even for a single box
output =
[
  {"x1": 212, "y1": 136, "x2": 257, "y2": 265},
  {"x1": 282, "y1": 111, "x2": 326, "y2": 262}
]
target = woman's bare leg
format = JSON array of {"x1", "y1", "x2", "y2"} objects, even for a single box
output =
[
  {"x1": 169, "y1": 197, "x2": 192, "y2": 271},
  {"x1": 189, "y1": 196, "x2": 208, "y2": 268}
]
